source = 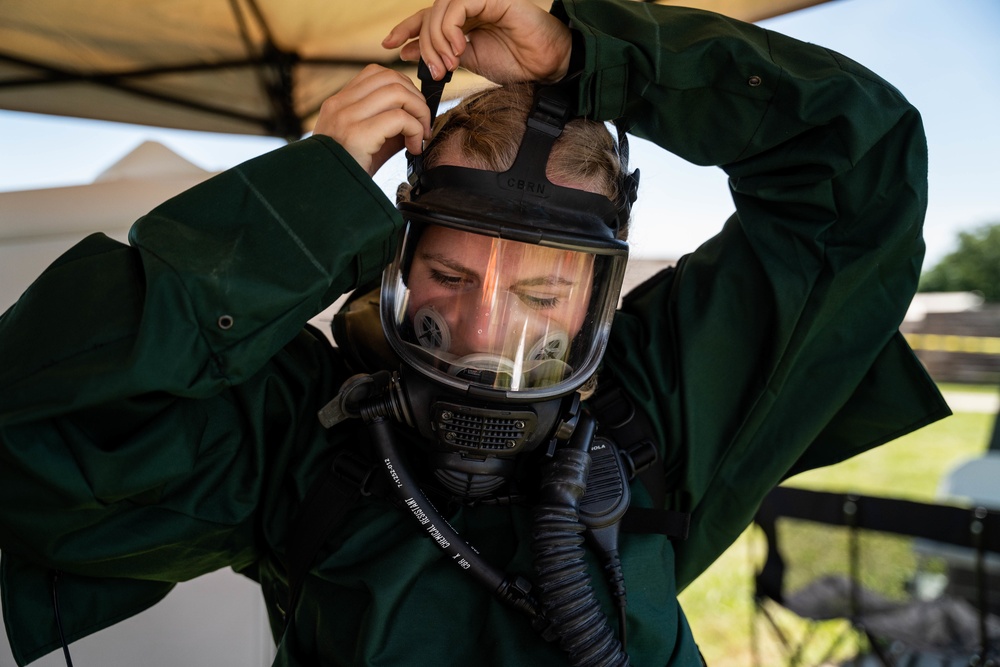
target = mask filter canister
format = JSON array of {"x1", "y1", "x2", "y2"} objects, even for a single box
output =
[{"x1": 414, "y1": 306, "x2": 450, "y2": 351}]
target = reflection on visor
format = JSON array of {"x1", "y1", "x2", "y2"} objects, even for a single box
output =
[
  {"x1": 405, "y1": 344, "x2": 574, "y2": 391},
  {"x1": 414, "y1": 305, "x2": 570, "y2": 361}
]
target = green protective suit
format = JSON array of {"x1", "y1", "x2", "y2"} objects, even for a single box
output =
[{"x1": 0, "y1": 0, "x2": 950, "y2": 664}]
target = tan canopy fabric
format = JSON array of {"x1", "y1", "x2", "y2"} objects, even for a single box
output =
[{"x1": 0, "y1": 0, "x2": 829, "y2": 140}]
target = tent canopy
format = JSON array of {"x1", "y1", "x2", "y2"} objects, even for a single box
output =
[{"x1": 1, "y1": 0, "x2": 830, "y2": 140}]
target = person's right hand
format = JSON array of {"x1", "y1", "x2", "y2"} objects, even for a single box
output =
[
  {"x1": 312, "y1": 64, "x2": 432, "y2": 176},
  {"x1": 383, "y1": 0, "x2": 572, "y2": 84}
]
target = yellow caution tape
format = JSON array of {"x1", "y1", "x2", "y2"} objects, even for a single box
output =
[{"x1": 904, "y1": 333, "x2": 1000, "y2": 355}]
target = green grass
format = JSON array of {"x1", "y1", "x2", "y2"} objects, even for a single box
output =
[
  {"x1": 678, "y1": 406, "x2": 997, "y2": 667},
  {"x1": 939, "y1": 382, "x2": 1000, "y2": 396}
]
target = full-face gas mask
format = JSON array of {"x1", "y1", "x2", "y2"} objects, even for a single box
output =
[{"x1": 321, "y1": 70, "x2": 637, "y2": 500}]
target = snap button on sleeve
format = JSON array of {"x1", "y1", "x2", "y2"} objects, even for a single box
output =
[
  {"x1": 217, "y1": 315, "x2": 235, "y2": 330},
  {"x1": 748, "y1": 75, "x2": 762, "y2": 87}
]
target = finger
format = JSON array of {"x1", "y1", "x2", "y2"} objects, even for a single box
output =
[
  {"x1": 440, "y1": 0, "x2": 484, "y2": 60},
  {"x1": 398, "y1": 40, "x2": 421, "y2": 64},
  {"x1": 349, "y1": 80, "x2": 432, "y2": 139},
  {"x1": 340, "y1": 110, "x2": 425, "y2": 175},
  {"x1": 341, "y1": 66, "x2": 424, "y2": 110},
  {"x1": 329, "y1": 64, "x2": 398, "y2": 109},
  {"x1": 416, "y1": 3, "x2": 453, "y2": 79},
  {"x1": 425, "y1": 0, "x2": 462, "y2": 71},
  {"x1": 392, "y1": 87, "x2": 433, "y2": 140},
  {"x1": 399, "y1": 113, "x2": 428, "y2": 155},
  {"x1": 366, "y1": 110, "x2": 427, "y2": 159},
  {"x1": 314, "y1": 69, "x2": 429, "y2": 143},
  {"x1": 373, "y1": 66, "x2": 425, "y2": 103},
  {"x1": 370, "y1": 135, "x2": 405, "y2": 176},
  {"x1": 382, "y1": 10, "x2": 425, "y2": 49}
]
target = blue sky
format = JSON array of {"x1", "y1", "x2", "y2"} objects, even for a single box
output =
[{"x1": 1, "y1": 0, "x2": 998, "y2": 266}]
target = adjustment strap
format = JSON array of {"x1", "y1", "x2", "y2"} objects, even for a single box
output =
[
  {"x1": 408, "y1": 59, "x2": 454, "y2": 185},
  {"x1": 499, "y1": 85, "x2": 572, "y2": 197},
  {"x1": 417, "y1": 59, "x2": 453, "y2": 125},
  {"x1": 614, "y1": 121, "x2": 640, "y2": 219},
  {"x1": 621, "y1": 507, "x2": 691, "y2": 540}
]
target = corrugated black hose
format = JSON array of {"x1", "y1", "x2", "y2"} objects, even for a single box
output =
[{"x1": 532, "y1": 414, "x2": 630, "y2": 667}]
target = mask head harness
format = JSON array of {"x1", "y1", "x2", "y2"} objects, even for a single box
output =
[
  {"x1": 405, "y1": 61, "x2": 639, "y2": 245},
  {"x1": 385, "y1": 63, "x2": 637, "y2": 395}
]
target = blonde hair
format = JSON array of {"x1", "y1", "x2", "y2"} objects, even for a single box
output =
[{"x1": 420, "y1": 83, "x2": 630, "y2": 238}]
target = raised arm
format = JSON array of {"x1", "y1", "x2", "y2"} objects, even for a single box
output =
[
  {"x1": 0, "y1": 75, "x2": 416, "y2": 592},
  {"x1": 554, "y1": 0, "x2": 946, "y2": 585}
]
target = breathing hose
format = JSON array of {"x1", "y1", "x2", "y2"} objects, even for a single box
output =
[
  {"x1": 532, "y1": 414, "x2": 630, "y2": 667},
  {"x1": 365, "y1": 410, "x2": 629, "y2": 666},
  {"x1": 365, "y1": 416, "x2": 542, "y2": 621}
]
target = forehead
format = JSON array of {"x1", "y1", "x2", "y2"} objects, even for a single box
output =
[{"x1": 416, "y1": 226, "x2": 591, "y2": 274}]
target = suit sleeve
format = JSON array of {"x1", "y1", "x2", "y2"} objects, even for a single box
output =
[
  {"x1": 0, "y1": 135, "x2": 401, "y2": 579},
  {"x1": 558, "y1": 0, "x2": 949, "y2": 586}
]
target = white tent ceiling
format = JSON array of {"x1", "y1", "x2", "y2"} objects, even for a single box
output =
[{"x1": 1, "y1": 0, "x2": 832, "y2": 140}]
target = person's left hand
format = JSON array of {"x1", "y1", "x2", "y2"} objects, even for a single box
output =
[{"x1": 382, "y1": 0, "x2": 572, "y2": 84}]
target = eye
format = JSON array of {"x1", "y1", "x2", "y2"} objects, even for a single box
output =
[
  {"x1": 517, "y1": 292, "x2": 561, "y2": 310},
  {"x1": 429, "y1": 268, "x2": 473, "y2": 290}
]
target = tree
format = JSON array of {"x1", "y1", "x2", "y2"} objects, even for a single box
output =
[{"x1": 919, "y1": 222, "x2": 1000, "y2": 301}]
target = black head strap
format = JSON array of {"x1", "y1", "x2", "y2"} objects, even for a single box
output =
[
  {"x1": 614, "y1": 121, "x2": 640, "y2": 224},
  {"x1": 405, "y1": 59, "x2": 453, "y2": 182},
  {"x1": 418, "y1": 59, "x2": 452, "y2": 126},
  {"x1": 407, "y1": 60, "x2": 638, "y2": 236},
  {"x1": 501, "y1": 84, "x2": 573, "y2": 193}
]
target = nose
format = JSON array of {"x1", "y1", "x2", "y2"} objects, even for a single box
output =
[{"x1": 449, "y1": 288, "x2": 507, "y2": 356}]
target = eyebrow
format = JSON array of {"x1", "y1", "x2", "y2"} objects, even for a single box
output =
[
  {"x1": 511, "y1": 276, "x2": 577, "y2": 288},
  {"x1": 420, "y1": 251, "x2": 578, "y2": 287},
  {"x1": 420, "y1": 251, "x2": 476, "y2": 276}
]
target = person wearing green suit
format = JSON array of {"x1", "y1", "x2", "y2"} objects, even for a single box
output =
[{"x1": 0, "y1": 0, "x2": 948, "y2": 664}]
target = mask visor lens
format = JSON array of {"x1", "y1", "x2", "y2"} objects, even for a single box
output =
[{"x1": 383, "y1": 222, "x2": 624, "y2": 397}]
